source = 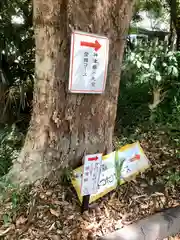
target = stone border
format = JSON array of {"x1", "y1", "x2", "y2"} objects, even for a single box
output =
[{"x1": 100, "y1": 206, "x2": 180, "y2": 240}]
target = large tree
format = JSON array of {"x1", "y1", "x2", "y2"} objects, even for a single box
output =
[{"x1": 10, "y1": 0, "x2": 135, "y2": 184}]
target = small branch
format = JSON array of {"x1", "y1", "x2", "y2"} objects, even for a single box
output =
[
  {"x1": 0, "y1": 226, "x2": 13, "y2": 237},
  {"x1": 149, "y1": 88, "x2": 167, "y2": 111}
]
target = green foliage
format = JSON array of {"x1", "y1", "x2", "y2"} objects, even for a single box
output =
[
  {"x1": 164, "y1": 169, "x2": 180, "y2": 187},
  {"x1": 115, "y1": 151, "x2": 125, "y2": 186},
  {"x1": 0, "y1": 125, "x2": 24, "y2": 177},
  {"x1": 118, "y1": 39, "x2": 180, "y2": 135},
  {"x1": 0, "y1": 181, "x2": 31, "y2": 225},
  {"x1": 3, "y1": 213, "x2": 12, "y2": 226},
  {"x1": 124, "y1": 40, "x2": 179, "y2": 87},
  {"x1": 133, "y1": 0, "x2": 169, "y2": 22},
  {"x1": 61, "y1": 167, "x2": 73, "y2": 186},
  {"x1": 0, "y1": 0, "x2": 31, "y2": 178},
  {"x1": 0, "y1": 0, "x2": 34, "y2": 124}
]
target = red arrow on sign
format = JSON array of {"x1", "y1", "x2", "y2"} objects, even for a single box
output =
[
  {"x1": 88, "y1": 156, "x2": 99, "y2": 161},
  {"x1": 80, "y1": 40, "x2": 101, "y2": 51},
  {"x1": 130, "y1": 154, "x2": 141, "y2": 162}
]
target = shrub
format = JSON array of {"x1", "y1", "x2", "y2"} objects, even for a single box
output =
[
  {"x1": 0, "y1": 125, "x2": 24, "y2": 177},
  {"x1": 117, "y1": 39, "x2": 180, "y2": 135}
]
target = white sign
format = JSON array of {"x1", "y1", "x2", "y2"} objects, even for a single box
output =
[
  {"x1": 68, "y1": 31, "x2": 109, "y2": 94},
  {"x1": 81, "y1": 154, "x2": 102, "y2": 196}
]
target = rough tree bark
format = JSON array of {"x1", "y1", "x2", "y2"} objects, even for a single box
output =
[
  {"x1": 173, "y1": 0, "x2": 180, "y2": 50},
  {"x1": 168, "y1": 0, "x2": 180, "y2": 50},
  {"x1": 168, "y1": 0, "x2": 175, "y2": 47},
  {"x1": 176, "y1": 15, "x2": 180, "y2": 50},
  {"x1": 9, "y1": 0, "x2": 135, "y2": 184}
]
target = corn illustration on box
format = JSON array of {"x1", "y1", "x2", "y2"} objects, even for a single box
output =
[{"x1": 71, "y1": 142, "x2": 150, "y2": 204}]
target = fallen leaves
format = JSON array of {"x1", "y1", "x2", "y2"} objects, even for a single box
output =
[
  {"x1": 46, "y1": 190, "x2": 53, "y2": 197},
  {"x1": 0, "y1": 135, "x2": 180, "y2": 240},
  {"x1": 0, "y1": 225, "x2": 14, "y2": 237},
  {"x1": 50, "y1": 208, "x2": 60, "y2": 217},
  {"x1": 16, "y1": 216, "x2": 27, "y2": 226}
]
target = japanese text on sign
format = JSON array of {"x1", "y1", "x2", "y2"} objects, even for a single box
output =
[
  {"x1": 81, "y1": 154, "x2": 102, "y2": 196},
  {"x1": 68, "y1": 31, "x2": 109, "y2": 94}
]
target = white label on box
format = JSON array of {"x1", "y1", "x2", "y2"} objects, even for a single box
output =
[{"x1": 81, "y1": 154, "x2": 102, "y2": 196}]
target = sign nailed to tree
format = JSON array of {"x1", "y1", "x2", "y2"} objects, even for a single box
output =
[{"x1": 68, "y1": 31, "x2": 109, "y2": 94}]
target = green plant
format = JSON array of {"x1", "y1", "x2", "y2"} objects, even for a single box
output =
[
  {"x1": 0, "y1": 0, "x2": 34, "y2": 126},
  {"x1": 61, "y1": 167, "x2": 73, "y2": 186},
  {"x1": 3, "y1": 213, "x2": 12, "y2": 226},
  {"x1": 0, "y1": 125, "x2": 24, "y2": 177},
  {"x1": 118, "y1": 39, "x2": 180, "y2": 136},
  {"x1": 164, "y1": 170, "x2": 180, "y2": 186},
  {"x1": 115, "y1": 151, "x2": 125, "y2": 186},
  {"x1": 0, "y1": 178, "x2": 31, "y2": 224}
]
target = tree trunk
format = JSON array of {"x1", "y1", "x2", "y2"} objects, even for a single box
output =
[
  {"x1": 176, "y1": 16, "x2": 180, "y2": 50},
  {"x1": 9, "y1": 0, "x2": 135, "y2": 184},
  {"x1": 168, "y1": 0, "x2": 175, "y2": 48},
  {"x1": 168, "y1": 0, "x2": 180, "y2": 50}
]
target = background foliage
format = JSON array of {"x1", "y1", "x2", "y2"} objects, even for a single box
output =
[
  {"x1": 118, "y1": 39, "x2": 180, "y2": 132},
  {"x1": 0, "y1": 0, "x2": 34, "y2": 127}
]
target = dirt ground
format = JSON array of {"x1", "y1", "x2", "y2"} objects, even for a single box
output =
[{"x1": 0, "y1": 135, "x2": 179, "y2": 240}]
